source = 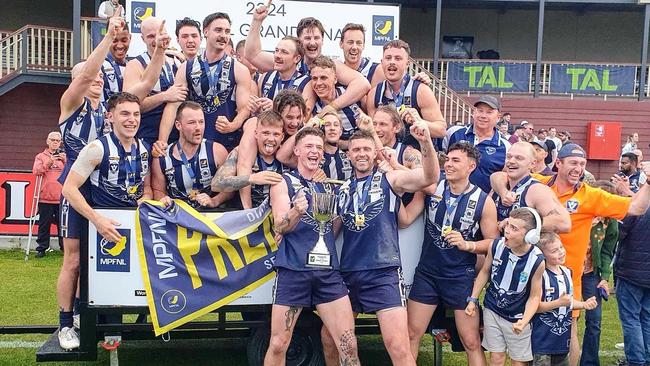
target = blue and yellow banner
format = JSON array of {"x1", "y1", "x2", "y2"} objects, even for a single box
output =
[
  {"x1": 549, "y1": 64, "x2": 636, "y2": 95},
  {"x1": 136, "y1": 199, "x2": 277, "y2": 336},
  {"x1": 446, "y1": 61, "x2": 531, "y2": 93}
]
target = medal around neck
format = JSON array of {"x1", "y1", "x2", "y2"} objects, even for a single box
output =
[{"x1": 307, "y1": 192, "x2": 336, "y2": 269}]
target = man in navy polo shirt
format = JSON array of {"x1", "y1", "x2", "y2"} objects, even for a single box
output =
[{"x1": 447, "y1": 95, "x2": 510, "y2": 193}]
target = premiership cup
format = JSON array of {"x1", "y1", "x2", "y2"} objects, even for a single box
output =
[{"x1": 306, "y1": 191, "x2": 336, "y2": 269}]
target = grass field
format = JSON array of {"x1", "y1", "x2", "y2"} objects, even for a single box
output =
[{"x1": 0, "y1": 249, "x2": 626, "y2": 365}]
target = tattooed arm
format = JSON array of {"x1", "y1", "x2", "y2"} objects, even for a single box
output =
[
  {"x1": 527, "y1": 184, "x2": 571, "y2": 233},
  {"x1": 211, "y1": 148, "x2": 246, "y2": 192},
  {"x1": 270, "y1": 181, "x2": 307, "y2": 235},
  {"x1": 403, "y1": 146, "x2": 422, "y2": 169}
]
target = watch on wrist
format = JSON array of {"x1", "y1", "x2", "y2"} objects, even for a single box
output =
[{"x1": 466, "y1": 296, "x2": 479, "y2": 305}]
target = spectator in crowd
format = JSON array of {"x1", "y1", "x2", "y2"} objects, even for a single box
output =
[
  {"x1": 580, "y1": 180, "x2": 619, "y2": 366},
  {"x1": 497, "y1": 121, "x2": 510, "y2": 139},
  {"x1": 531, "y1": 140, "x2": 554, "y2": 176},
  {"x1": 509, "y1": 125, "x2": 525, "y2": 144},
  {"x1": 32, "y1": 132, "x2": 66, "y2": 257},
  {"x1": 633, "y1": 148, "x2": 644, "y2": 163},
  {"x1": 548, "y1": 127, "x2": 563, "y2": 151},
  {"x1": 520, "y1": 120, "x2": 535, "y2": 142},
  {"x1": 558, "y1": 130, "x2": 571, "y2": 145},
  {"x1": 622, "y1": 133, "x2": 639, "y2": 155},
  {"x1": 536, "y1": 128, "x2": 558, "y2": 169},
  {"x1": 616, "y1": 152, "x2": 648, "y2": 193},
  {"x1": 98, "y1": 0, "x2": 123, "y2": 19},
  {"x1": 500, "y1": 112, "x2": 512, "y2": 133}
]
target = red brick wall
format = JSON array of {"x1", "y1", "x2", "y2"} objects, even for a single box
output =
[{"x1": 0, "y1": 83, "x2": 67, "y2": 170}]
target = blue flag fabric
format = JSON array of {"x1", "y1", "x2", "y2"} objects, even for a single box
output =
[{"x1": 136, "y1": 199, "x2": 277, "y2": 336}]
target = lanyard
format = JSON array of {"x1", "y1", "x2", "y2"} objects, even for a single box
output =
[
  {"x1": 442, "y1": 182, "x2": 471, "y2": 227},
  {"x1": 351, "y1": 172, "x2": 374, "y2": 217},
  {"x1": 509, "y1": 175, "x2": 531, "y2": 194},
  {"x1": 202, "y1": 52, "x2": 226, "y2": 88},
  {"x1": 115, "y1": 139, "x2": 138, "y2": 187},
  {"x1": 91, "y1": 102, "x2": 106, "y2": 135},
  {"x1": 107, "y1": 54, "x2": 124, "y2": 88},
  {"x1": 177, "y1": 143, "x2": 200, "y2": 189},
  {"x1": 387, "y1": 74, "x2": 410, "y2": 108},
  {"x1": 277, "y1": 71, "x2": 298, "y2": 90},
  {"x1": 357, "y1": 57, "x2": 369, "y2": 72}
]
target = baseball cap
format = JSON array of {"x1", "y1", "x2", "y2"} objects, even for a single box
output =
[
  {"x1": 473, "y1": 95, "x2": 501, "y2": 110},
  {"x1": 531, "y1": 140, "x2": 548, "y2": 152},
  {"x1": 538, "y1": 128, "x2": 547, "y2": 133},
  {"x1": 559, "y1": 130, "x2": 572, "y2": 139},
  {"x1": 557, "y1": 143, "x2": 586, "y2": 159},
  {"x1": 520, "y1": 120, "x2": 531, "y2": 126}
]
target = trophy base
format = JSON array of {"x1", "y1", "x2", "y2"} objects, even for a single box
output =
[{"x1": 306, "y1": 252, "x2": 332, "y2": 269}]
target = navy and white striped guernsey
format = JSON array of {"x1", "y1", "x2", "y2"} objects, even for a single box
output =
[
  {"x1": 135, "y1": 52, "x2": 175, "y2": 144},
  {"x1": 296, "y1": 59, "x2": 310, "y2": 75},
  {"x1": 313, "y1": 85, "x2": 362, "y2": 140},
  {"x1": 620, "y1": 169, "x2": 646, "y2": 193},
  {"x1": 259, "y1": 70, "x2": 310, "y2": 100},
  {"x1": 532, "y1": 266, "x2": 574, "y2": 355},
  {"x1": 338, "y1": 170, "x2": 401, "y2": 271},
  {"x1": 492, "y1": 175, "x2": 540, "y2": 222},
  {"x1": 90, "y1": 132, "x2": 151, "y2": 207},
  {"x1": 356, "y1": 57, "x2": 379, "y2": 84},
  {"x1": 373, "y1": 75, "x2": 423, "y2": 148},
  {"x1": 322, "y1": 148, "x2": 352, "y2": 181},
  {"x1": 159, "y1": 139, "x2": 219, "y2": 209},
  {"x1": 186, "y1": 53, "x2": 239, "y2": 148},
  {"x1": 484, "y1": 237, "x2": 545, "y2": 323},
  {"x1": 273, "y1": 171, "x2": 340, "y2": 271},
  {"x1": 419, "y1": 179, "x2": 487, "y2": 277},
  {"x1": 101, "y1": 54, "x2": 127, "y2": 102},
  {"x1": 251, "y1": 154, "x2": 288, "y2": 207},
  {"x1": 58, "y1": 97, "x2": 111, "y2": 184}
]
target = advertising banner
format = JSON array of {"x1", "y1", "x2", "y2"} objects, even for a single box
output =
[{"x1": 446, "y1": 61, "x2": 531, "y2": 93}]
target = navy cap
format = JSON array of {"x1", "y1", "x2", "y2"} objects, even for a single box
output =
[
  {"x1": 531, "y1": 140, "x2": 548, "y2": 152},
  {"x1": 557, "y1": 143, "x2": 586, "y2": 159},
  {"x1": 473, "y1": 95, "x2": 501, "y2": 110}
]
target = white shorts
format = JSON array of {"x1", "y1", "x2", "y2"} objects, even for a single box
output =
[{"x1": 482, "y1": 307, "x2": 533, "y2": 362}]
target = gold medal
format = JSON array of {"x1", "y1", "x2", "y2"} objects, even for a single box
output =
[
  {"x1": 355, "y1": 214, "x2": 365, "y2": 227},
  {"x1": 442, "y1": 225, "x2": 452, "y2": 236},
  {"x1": 188, "y1": 189, "x2": 199, "y2": 200},
  {"x1": 127, "y1": 185, "x2": 138, "y2": 195},
  {"x1": 398, "y1": 105, "x2": 406, "y2": 113},
  {"x1": 213, "y1": 95, "x2": 220, "y2": 106}
]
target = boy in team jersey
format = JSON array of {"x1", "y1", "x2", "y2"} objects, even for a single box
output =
[
  {"x1": 465, "y1": 207, "x2": 546, "y2": 366},
  {"x1": 532, "y1": 231, "x2": 597, "y2": 366}
]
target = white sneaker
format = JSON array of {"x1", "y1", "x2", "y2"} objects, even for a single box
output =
[
  {"x1": 58, "y1": 327, "x2": 80, "y2": 350},
  {"x1": 45, "y1": 247, "x2": 54, "y2": 253},
  {"x1": 73, "y1": 314, "x2": 80, "y2": 329}
]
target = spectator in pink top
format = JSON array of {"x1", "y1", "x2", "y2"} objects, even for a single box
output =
[{"x1": 32, "y1": 132, "x2": 66, "y2": 257}]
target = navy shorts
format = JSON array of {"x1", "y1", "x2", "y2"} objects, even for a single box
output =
[
  {"x1": 342, "y1": 267, "x2": 406, "y2": 314},
  {"x1": 408, "y1": 268, "x2": 475, "y2": 310},
  {"x1": 272, "y1": 267, "x2": 349, "y2": 308}
]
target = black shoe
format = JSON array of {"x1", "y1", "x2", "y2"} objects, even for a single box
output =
[{"x1": 35, "y1": 251, "x2": 45, "y2": 258}]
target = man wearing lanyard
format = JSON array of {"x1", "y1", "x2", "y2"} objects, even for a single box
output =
[
  {"x1": 123, "y1": 16, "x2": 186, "y2": 145},
  {"x1": 489, "y1": 141, "x2": 570, "y2": 232},
  {"x1": 267, "y1": 127, "x2": 360, "y2": 366},
  {"x1": 151, "y1": 101, "x2": 231, "y2": 208},
  {"x1": 447, "y1": 95, "x2": 511, "y2": 193},
  {"x1": 492, "y1": 143, "x2": 650, "y2": 366},
  {"x1": 339, "y1": 23, "x2": 384, "y2": 86},
  {"x1": 366, "y1": 39, "x2": 446, "y2": 150},
  {"x1": 101, "y1": 15, "x2": 131, "y2": 102},
  {"x1": 321, "y1": 122, "x2": 439, "y2": 366},
  {"x1": 402, "y1": 142, "x2": 499, "y2": 365},
  {"x1": 157, "y1": 12, "x2": 252, "y2": 153}
]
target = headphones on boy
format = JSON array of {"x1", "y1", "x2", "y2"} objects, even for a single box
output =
[{"x1": 522, "y1": 207, "x2": 542, "y2": 245}]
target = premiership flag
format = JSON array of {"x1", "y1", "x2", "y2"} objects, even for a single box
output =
[{"x1": 136, "y1": 199, "x2": 277, "y2": 336}]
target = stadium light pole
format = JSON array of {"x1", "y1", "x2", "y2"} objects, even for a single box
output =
[
  {"x1": 433, "y1": 0, "x2": 442, "y2": 78},
  {"x1": 73, "y1": 0, "x2": 81, "y2": 64},
  {"x1": 534, "y1": 0, "x2": 545, "y2": 98},
  {"x1": 639, "y1": 4, "x2": 649, "y2": 102}
]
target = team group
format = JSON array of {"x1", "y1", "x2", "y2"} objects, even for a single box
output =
[{"x1": 50, "y1": 2, "x2": 650, "y2": 366}]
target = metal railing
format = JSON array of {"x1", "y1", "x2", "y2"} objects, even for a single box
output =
[
  {"x1": 0, "y1": 25, "x2": 73, "y2": 82},
  {"x1": 408, "y1": 58, "x2": 473, "y2": 125},
  {"x1": 414, "y1": 58, "x2": 650, "y2": 98}
]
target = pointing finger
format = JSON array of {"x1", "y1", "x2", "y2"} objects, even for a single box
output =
[{"x1": 158, "y1": 20, "x2": 166, "y2": 33}]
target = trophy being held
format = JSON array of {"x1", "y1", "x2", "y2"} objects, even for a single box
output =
[{"x1": 307, "y1": 191, "x2": 337, "y2": 269}]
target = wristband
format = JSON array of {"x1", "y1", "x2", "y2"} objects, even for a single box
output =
[{"x1": 466, "y1": 296, "x2": 479, "y2": 305}]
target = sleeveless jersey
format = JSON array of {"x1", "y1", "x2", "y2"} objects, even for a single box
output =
[
  {"x1": 101, "y1": 54, "x2": 126, "y2": 101},
  {"x1": 622, "y1": 169, "x2": 646, "y2": 193},
  {"x1": 159, "y1": 139, "x2": 219, "y2": 209},
  {"x1": 484, "y1": 238, "x2": 545, "y2": 322},
  {"x1": 296, "y1": 59, "x2": 310, "y2": 75},
  {"x1": 135, "y1": 52, "x2": 175, "y2": 143},
  {"x1": 90, "y1": 132, "x2": 151, "y2": 207},
  {"x1": 251, "y1": 154, "x2": 288, "y2": 207},
  {"x1": 419, "y1": 180, "x2": 487, "y2": 277},
  {"x1": 392, "y1": 141, "x2": 415, "y2": 206},
  {"x1": 357, "y1": 57, "x2": 379, "y2": 84},
  {"x1": 260, "y1": 70, "x2": 310, "y2": 100},
  {"x1": 186, "y1": 53, "x2": 239, "y2": 148},
  {"x1": 492, "y1": 175, "x2": 539, "y2": 222},
  {"x1": 322, "y1": 148, "x2": 352, "y2": 181},
  {"x1": 373, "y1": 75, "x2": 423, "y2": 148},
  {"x1": 532, "y1": 266, "x2": 574, "y2": 355},
  {"x1": 273, "y1": 171, "x2": 339, "y2": 271},
  {"x1": 313, "y1": 85, "x2": 362, "y2": 140},
  {"x1": 58, "y1": 98, "x2": 110, "y2": 184},
  {"x1": 338, "y1": 170, "x2": 401, "y2": 271}
]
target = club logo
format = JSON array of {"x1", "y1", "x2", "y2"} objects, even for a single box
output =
[
  {"x1": 372, "y1": 15, "x2": 395, "y2": 46},
  {"x1": 160, "y1": 289, "x2": 187, "y2": 314},
  {"x1": 566, "y1": 199, "x2": 579, "y2": 213},
  {"x1": 131, "y1": 2, "x2": 156, "y2": 33},
  {"x1": 97, "y1": 228, "x2": 130, "y2": 272}
]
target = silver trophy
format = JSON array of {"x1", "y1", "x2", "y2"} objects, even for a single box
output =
[{"x1": 306, "y1": 191, "x2": 336, "y2": 269}]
